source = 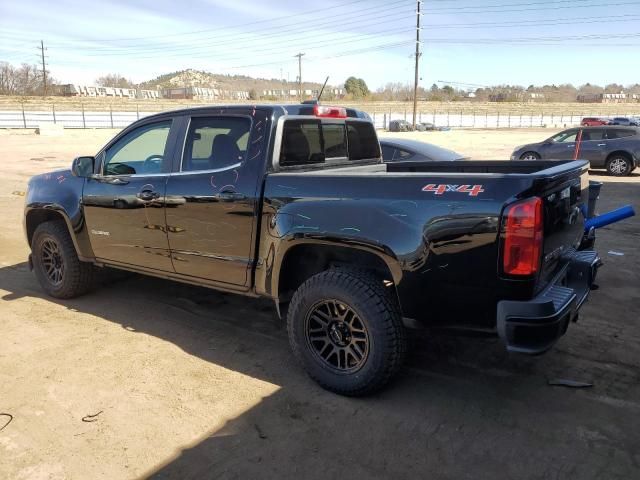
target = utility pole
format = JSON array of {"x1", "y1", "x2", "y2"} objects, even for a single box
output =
[
  {"x1": 40, "y1": 40, "x2": 47, "y2": 97},
  {"x1": 294, "y1": 52, "x2": 305, "y2": 102},
  {"x1": 412, "y1": 0, "x2": 422, "y2": 129},
  {"x1": 38, "y1": 40, "x2": 47, "y2": 97}
]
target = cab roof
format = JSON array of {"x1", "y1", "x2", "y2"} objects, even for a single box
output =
[{"x1": 141, "y1": 104, "x2": 371, "y2": 121}]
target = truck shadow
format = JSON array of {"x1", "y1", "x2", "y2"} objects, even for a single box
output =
[{"x1": 0, "y1": 261, "x2": 636, "y2": 479}]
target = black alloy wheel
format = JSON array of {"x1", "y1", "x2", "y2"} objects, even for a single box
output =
[
  {"x1": 305, "y1": 299, "x2": 370, "y2": 373},
  {"x1": 40, "y1": 238, "x2": 65, "y2": 286}
]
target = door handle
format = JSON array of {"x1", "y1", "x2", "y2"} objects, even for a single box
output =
[
  {"x1": 137, "y1": 189, "x2": 159, "y2": 201},
  {"x1": 214, "y1": 191, "x2": 246, "y2": 202},
  {"x1": 597, "y1": 143, "x2": 606, "y2": 146}
]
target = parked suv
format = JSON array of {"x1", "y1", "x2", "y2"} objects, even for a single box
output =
[
  {"x1": 388, "y1": 119, "x2": 414, "y2": 132},
  {"x1": 511, "y1": 126, "x2": 639, "y2": 176},
  {"x1": 581, "y1": 117, "x2": 608, "y2": 127},
  {"x1": 608, "y1": 117, "x2": 640, "y2": 126}
]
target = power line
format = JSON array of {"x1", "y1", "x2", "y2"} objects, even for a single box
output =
[
  {"x1": 54, "y1": 2, "x2": 415, "y2": 54},
  {"x1": 59, "y1": 0, "x2": 382, "y2": 43},
  {"x1": 422, "y1": 13, "x2": 640, "y2": 29},
  {"x1": 422, "y1": 0, "x2": 639, "y2": 15},
  {"x1": 423, "y1": 0, "x2": 632, "y2": 12},
  {"x1": 79, "y1": 12, "x2": 415, "y2": 57},
  {"x1": 226, "y1": 40, "x2": 415, "y2": 70},
  {"x1": 425, "y1": 32, "x2": 640, "y2": 44},
  {"x1": 0, "y1": 0, "x2": 414, "y2": 49}
]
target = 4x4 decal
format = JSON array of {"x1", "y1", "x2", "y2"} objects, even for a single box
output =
[{"x1": 422, "y1": 184, "x2": 485, "y2": 196}]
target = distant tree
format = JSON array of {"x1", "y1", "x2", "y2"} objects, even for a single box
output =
[
  {"x1": 441, "y1": 85, "x2": 454, "y2": 96},
  {"x1": 0, "y1": 62, "x2": 48, "y2": 95},
  {"x1": 578, "y1": 83, "x2": 602, "y2": 95},
  {"x1": 344, "y1": 76, "x2": 369, "y2": 98},
  {"x1": 248, "y1": 88, "x2": 258, "y2": 100},
  {"x1": 96, "y1": 74, "x2": 135, "y2": 88},
  {"x1": 604, "y1": 83, "x2": 624, "y2": 93}
]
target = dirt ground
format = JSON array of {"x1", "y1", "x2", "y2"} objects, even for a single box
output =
[{"x1": 0, "y1": 128, "x2": 639, "y2": 480}]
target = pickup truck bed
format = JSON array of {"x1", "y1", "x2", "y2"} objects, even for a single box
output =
[
  {"x1": 24, "y1": 104, "x2": 602, "y2": 395},
  {"x1": 262, "y1": 158, "x2": 594, "y2": 341}
]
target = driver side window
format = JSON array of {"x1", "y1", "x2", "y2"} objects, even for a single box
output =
[
  {"x1": 551, "y1": 130, "x2": 578, "y2": 143},
  {"x1": 103, "y1": 120, "x2": 172, "y2": 176}
]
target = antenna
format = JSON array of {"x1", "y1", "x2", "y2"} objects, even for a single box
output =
[{"x1": 317, "y1": 76, "x2": 329, "y2": 103}]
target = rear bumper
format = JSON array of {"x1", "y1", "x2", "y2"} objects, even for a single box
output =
[{"x1": 497, "y1": 251, "x2": 601, "y2": 354}]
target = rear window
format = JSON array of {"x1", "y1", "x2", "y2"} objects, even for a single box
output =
[
  {"x1": 280, "y1": 119, "x2": 380, "y2": 167},
  {"x1": 607, "y1": 129, "x2": 636, "y2": 139}
]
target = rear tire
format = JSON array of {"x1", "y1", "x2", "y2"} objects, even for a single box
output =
[
  {"x1": 520, "y1": 151, "x2": 541, "y2": 161},
  {"x1": 32, "y1": 220, "x2": 96, "y2": 299},
  {"x1": 287, "y1": 268, "x2": 406, "y2": 396},
  {"x1": 606, "y1": 155, "x2": 632, "y2": 176}
]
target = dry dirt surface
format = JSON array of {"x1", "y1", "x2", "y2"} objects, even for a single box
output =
[{"x1": 0, "y1": 128, "x2": 639, "y2": 480}]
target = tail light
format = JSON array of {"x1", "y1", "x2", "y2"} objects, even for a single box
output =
[{"x1": 503, "y1": 197, "x2": 544, "y2": 276}]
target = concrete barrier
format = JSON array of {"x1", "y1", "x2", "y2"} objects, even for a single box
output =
[{"x1": 35, "y1": 124, "x2": 65, "y2": 136}]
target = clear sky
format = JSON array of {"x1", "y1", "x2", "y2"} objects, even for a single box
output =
[{"x1": 1, "y1": 0, "x2": 640, "y2": 90}]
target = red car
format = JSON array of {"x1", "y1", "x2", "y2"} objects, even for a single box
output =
[{"x1": 581, "y1": 117, "x2": 609, "y2": 126}]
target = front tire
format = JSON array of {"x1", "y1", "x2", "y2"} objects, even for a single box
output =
[
  {"x1": 520, "y1": 151, "x2": 541, "y2": 161},
  {"x1": 32, "y1": 220, "x2": 95, "y2": 299},
  {"x1": 287, "y1": 269, "x2": 406, "y2": 396},
  {"x1": 606, "y1": 155, "x2": 632, "y2": 176}
]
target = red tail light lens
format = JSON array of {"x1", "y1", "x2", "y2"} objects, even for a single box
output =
[
  {"x1": 314, "y1": 105, "x2": 347, "y2": 118},
  {"x1": 503, "y1": 197, "x2": 544, "y2": 276}
]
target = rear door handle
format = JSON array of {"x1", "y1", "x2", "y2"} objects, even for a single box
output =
[
  {"x1": 597, "y1": 143, "x2": 606, "y2": 146},
  {"x1": 137, "y1": 189, "x2": 159, "y2": 201},
  {"x1": 214, "y1": 191, "x2": 246, "y2": 202}
]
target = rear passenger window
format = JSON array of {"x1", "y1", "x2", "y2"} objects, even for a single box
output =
[
  {"x1": 607, "y1": 129, "x2": 635, "y2": 139},
  {"x1": 381, "y1": 145, "x2": 395, "y2": 161},
  {"x1": 580, "y1": 129, "x2": 605, "y2": 141},
  {"x1": 394, "y1": 149, "x2": 414, "y2": 160},
  {"x1": 182, "y1": 117, "x2": 251, "y2": 172}
]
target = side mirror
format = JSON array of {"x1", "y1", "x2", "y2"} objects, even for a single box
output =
[{"x1": 71, "y1": 156, "x2": 95, "y2": 178}]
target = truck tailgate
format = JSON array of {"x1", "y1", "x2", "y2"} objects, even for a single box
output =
[{"x1": 528, "y1": 162, "x2": 590, "y2": 291}]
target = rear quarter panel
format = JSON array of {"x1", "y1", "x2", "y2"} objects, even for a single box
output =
[{"x1": 257, "y1": 172, "x2": 535, "y2": 326}]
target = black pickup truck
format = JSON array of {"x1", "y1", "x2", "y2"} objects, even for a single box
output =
[{"x1": 24, "y1": 104, "x2": 601, "y2": 395}]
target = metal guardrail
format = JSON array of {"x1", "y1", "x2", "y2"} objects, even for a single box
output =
[{"x1": 0, "y1": 106, "x2": 604, "y2": 130}]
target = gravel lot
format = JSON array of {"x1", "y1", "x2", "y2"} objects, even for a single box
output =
[{"x1": 0, "y1": 128, "x2": 638, "y2": 479}]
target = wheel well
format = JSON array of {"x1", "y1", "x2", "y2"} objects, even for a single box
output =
[
  {"x1": 606, "y1": 150, "x2": 633, "y2": 164},
  {"x1": 278, "y1": 244, "x2": 396, "y2": 306},
  {"x1": 25, "y1": 209, "x2": 67, "y2": 247}
]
